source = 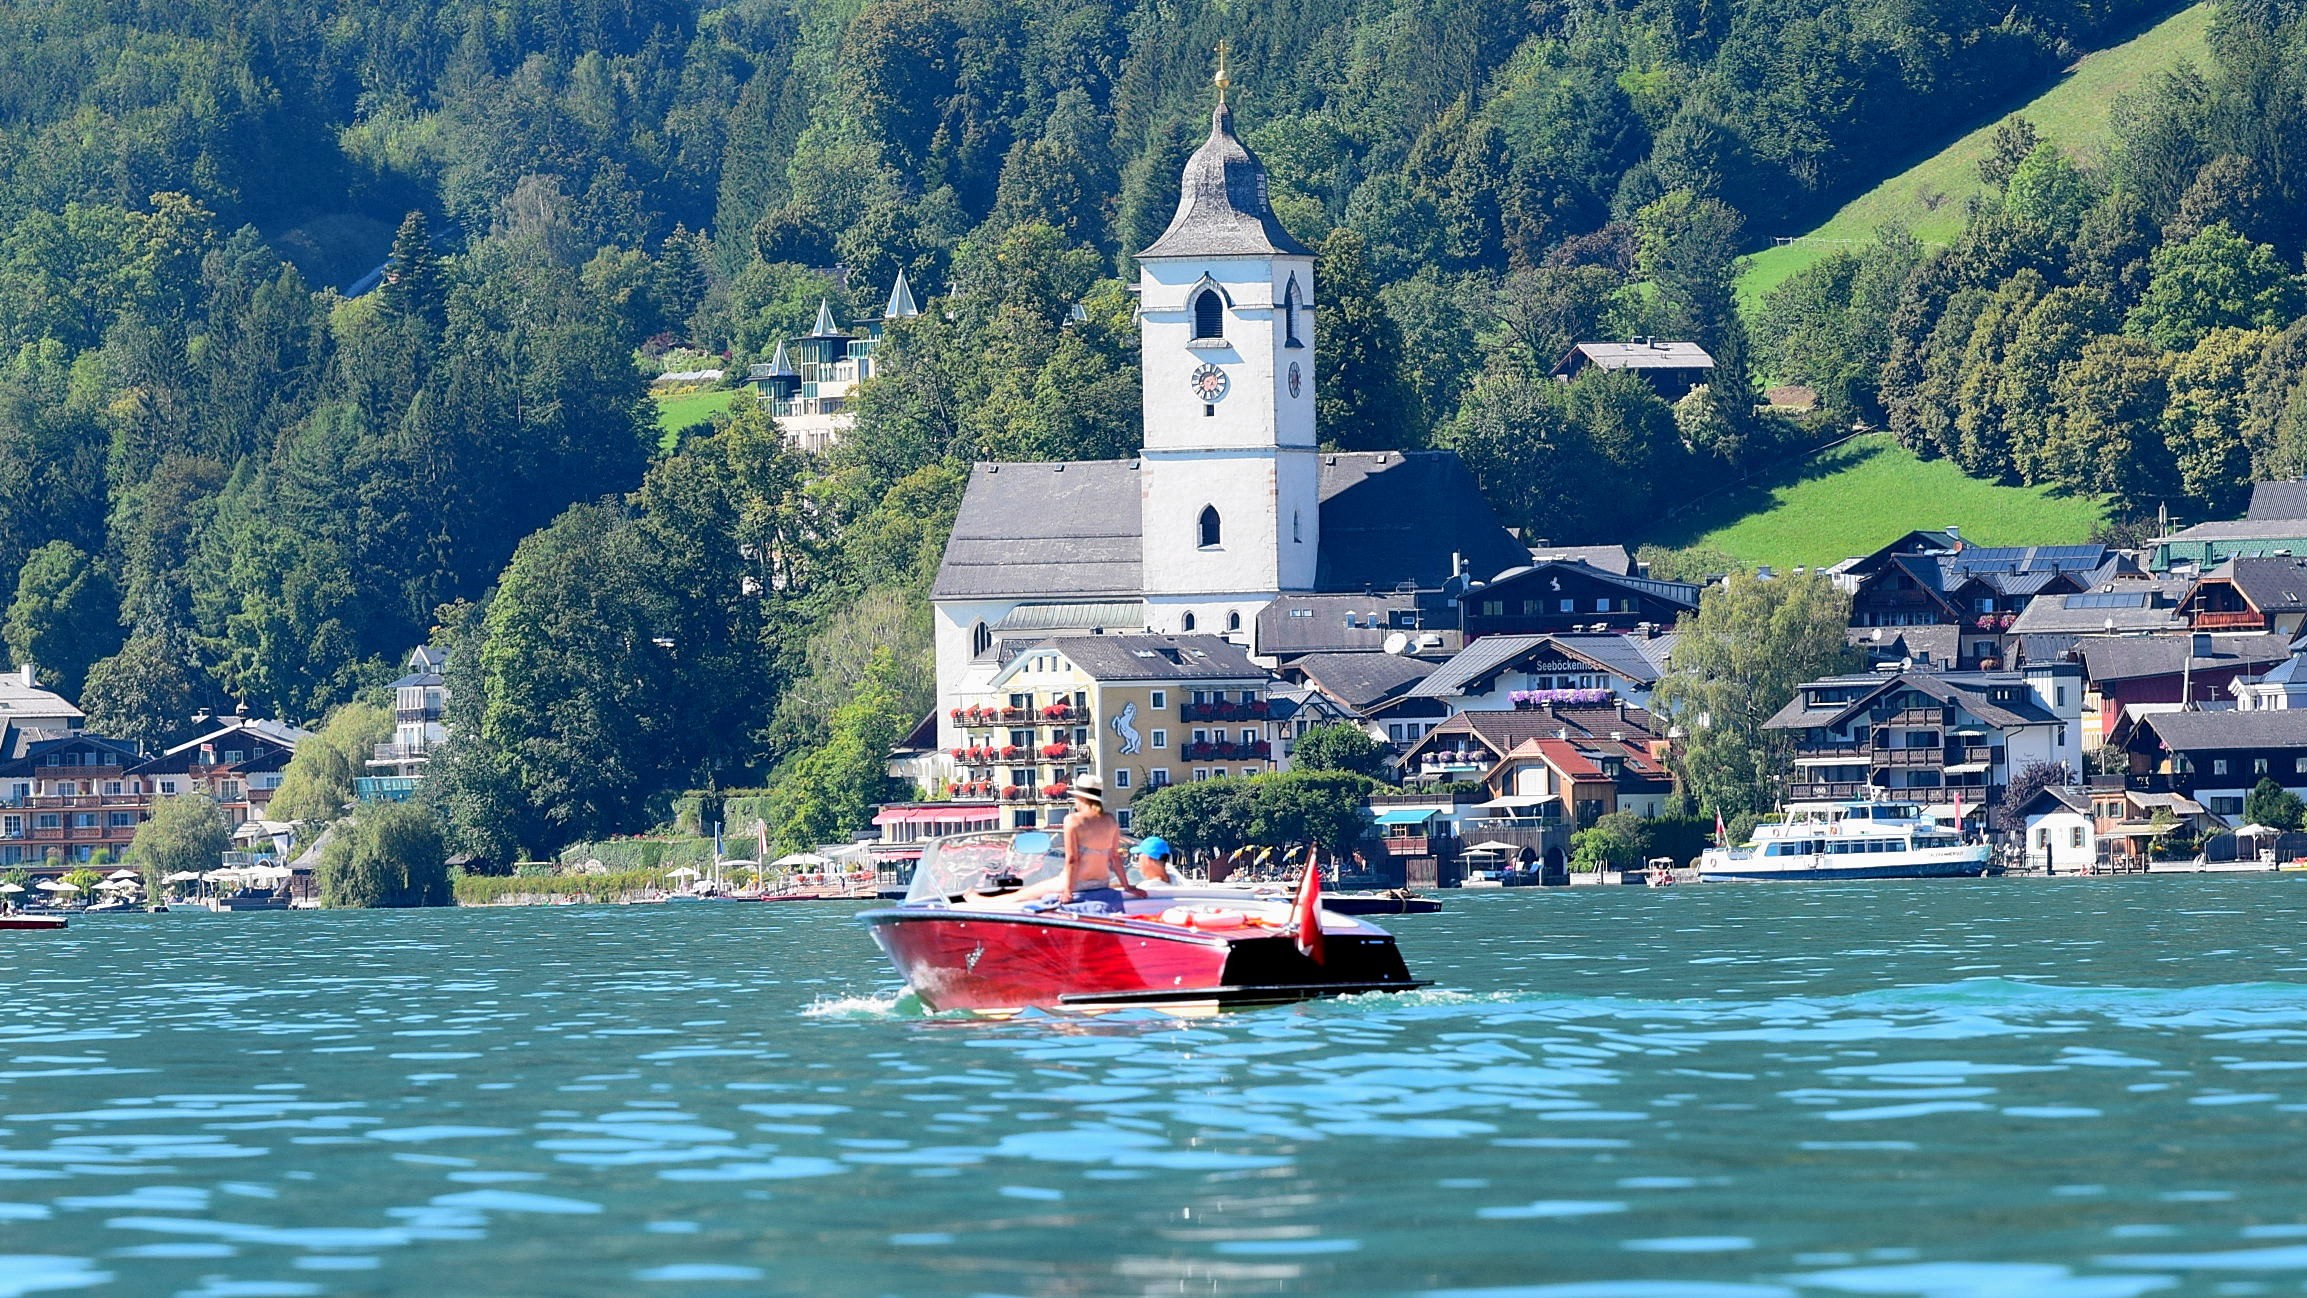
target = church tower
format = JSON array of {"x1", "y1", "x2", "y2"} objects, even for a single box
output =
[{"x1": 1136, "y1": 50, "x2": 1319, "y2": 635}]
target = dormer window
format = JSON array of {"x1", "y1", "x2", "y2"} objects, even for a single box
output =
[
  {"x1": 1192, "y1": 289, "x2": 1224, "y2": 343},
  {"x1": 1283, "y1": 275, "x2": 1303, "y2": 349},
  {"x1": 1198, "y1": 506, "x2": 1222, "y2": 549}
]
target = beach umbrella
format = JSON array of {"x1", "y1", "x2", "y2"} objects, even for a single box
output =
[
  {"x1": 0, "y1": 883, "x2": 21, "y2": 894},
  {"x1": 666, "y1": 866, "x2": 703, "y2": 879},
  {"x1": 1466, "y1": 840, "x2": 1522, "y2": 854},
  {"x1": 163, "y1": 871, "x2": 202, "y2": 882},
  {"x1": 771, "y1": 852, "x2": 830, "y2": 868},
  {"x1": 2236, "y1": 823, "x2": 2280, "y2": 837},
  {"x1": 38, "y1": 880, "x2": 79, "y2": 893},
  {"x1": 107, "y1": 869, "x2": 139, "y2": 881}
]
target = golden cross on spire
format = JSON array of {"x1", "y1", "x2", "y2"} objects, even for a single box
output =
[{"x1": 1214, "y1": 40, "x2": 1230, "y2": 103}]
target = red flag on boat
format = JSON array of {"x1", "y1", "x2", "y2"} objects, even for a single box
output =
[
  {"x1": 1293, "y1": 851, "x2": 1326, "y2": 964},
  {"x1": 1714, "y1": 808, "x2": 1727, "y2": 847},
  {"x1": 1952, "y1": 791, "x2": 1966, "y2": 840}
]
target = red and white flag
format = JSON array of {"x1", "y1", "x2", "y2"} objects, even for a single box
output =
[
  {"x1": 1952, "y1": 791, "x2": 1966, "y2": 837},
  {"x1": 1292, "y1": 850, "x2": 1326, "y2": 964},
  {"x1": 1714, "y1": 808, "x2": 1728, "y2": 847}
]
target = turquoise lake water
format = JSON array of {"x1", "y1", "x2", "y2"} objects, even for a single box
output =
[{"x1": 6, "y1": 881, "x2": 2307, "y2": 1297}]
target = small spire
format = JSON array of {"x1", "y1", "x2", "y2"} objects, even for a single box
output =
[
  {"x1": 767, "y1": 340, "x2": 795, "y2": 378},
  {"x1": 1213, "y1": 40, "x2": 1230, "y2": 104},
  {"x1": 884, "y1": 268, "x2": 920, "y2": 320},
  {"x1": 811, "y1": 297, "x2": 841, "y2": 337}
]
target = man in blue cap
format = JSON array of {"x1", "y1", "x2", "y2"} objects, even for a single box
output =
[{"x1": 1132, "y1": 835, "x2": 1177, "y2": 885}]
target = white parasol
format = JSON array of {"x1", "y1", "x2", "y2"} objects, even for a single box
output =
[
  {"x1": 163, "y1": 871, "x2": 203, "y2": 882},
  {"x1": 771, "y1": 852, "x2": 831, "y2": 868},
  {"x1": 0, "y1": 883, "x2": 21, "y2": 894},
  {"x1": 37, "y1": 879, "x2": 79, "y2": 893},
  {"x1": 107, "y1": 869, "x2": 140, "y2": 881},
  {"x1": 666, "y1": 866, "x2": 703, "y2": 880}
]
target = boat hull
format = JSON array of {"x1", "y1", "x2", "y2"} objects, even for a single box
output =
[
  {"x1": 1698, "y1": 847, "x2": 1995, "y2": 882},
  {"x1": 0, "y1": 915, "x2": 68, "y2": 930},
  {"x1": 859, "y1": 907, "x2": 1420, "y2": 1013}
]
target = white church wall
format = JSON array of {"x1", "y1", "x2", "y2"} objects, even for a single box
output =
[{"x1": 933, "y1": 600, "x2": 1018, "y2": 746}]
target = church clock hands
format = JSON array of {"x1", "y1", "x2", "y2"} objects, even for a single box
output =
[{"x1": 1189, "y1": 362, "x2": 1229, "y2": 403}]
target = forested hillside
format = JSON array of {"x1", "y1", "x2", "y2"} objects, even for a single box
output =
[{"x1": 1, "y1": 0, "x2": 2285, "y2": 859}]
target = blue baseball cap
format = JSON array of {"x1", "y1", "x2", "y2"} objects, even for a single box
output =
[{"x1": 1133, "y1": 836, "x2": 1173, "y2": 860}]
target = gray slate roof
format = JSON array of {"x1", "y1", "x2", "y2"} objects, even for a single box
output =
[
  {"x1": 1847, "y1": 625, "x2": 1963, "y2": 667},
  {"x1": 932, "y1": 451, "x2": 1524, "y2": 602},
  {"x1": 1554, "y1": 341, "x2": 1715, "y2": 373},
  {"x1": 1408, "y1": 633, "x2": 1664, "y2": 700},
  {"x1": 1292, "y1": 652, "x2": 1438, "y2": 711},
  {"x1": 2138, "y1": 708, "x2": 2307, "y2": 752},
  {"x1": 1528, "y1": 544, "x2": 1634, "y2": 576},
  {"x1": 2160, "y1": 518, "x2": 2307, "y2": 542},
  {"x1": 934, "y1": 461, "x2": 1145, "y2": 600},
  {"x1": 1255, "y1": 593, "x2": 1427, "y2": 658},
  {"x1": 2249, "y1": 481, "x2": 2307, "y2": 520},
  {"x1": 2079, "y1": 634, "x2": 2291, "y2": 684},
  {"x1": 1764, "y1": 671, "x2": 2062, "y2": 733},
  {"x1": 1138, "y1": 104, "x2": 1312, "y2": 260},
  {"x1": 2219, "y1": 556, "x2": 2307, "y2": 612},
  {"x1": 1023, "y1": 634, "x2": 1265, "y2": 683}
]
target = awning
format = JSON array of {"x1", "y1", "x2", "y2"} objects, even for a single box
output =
[
  {"x1": 1373, "y1": 808, "x2": 1440, "y2": 826},
  {"x1": 1473, "y1": 795, "x2": 1554, "y2": 810},
  {"x1": 1943, "y1": 761, "x2": 1990, "y2": 775},
  {"x1": 2103, "y1": 823, "x2": 2178, "y2": 838}
]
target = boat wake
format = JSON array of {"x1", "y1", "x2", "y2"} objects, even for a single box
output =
[{"x1": 800, "y1": 990, "x2": 919, "y2": 1020}]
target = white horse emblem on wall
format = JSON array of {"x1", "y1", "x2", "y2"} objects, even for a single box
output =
[{"x1": 1110, "y1": 702, "x2": 1141, "y2": 755}]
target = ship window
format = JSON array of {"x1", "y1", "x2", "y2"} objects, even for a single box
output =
[{"x1": 1193, "y1": 289, "x2": 1224, "y2": 342}]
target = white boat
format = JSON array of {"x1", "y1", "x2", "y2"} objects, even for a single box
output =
[{"x1": 1698, "y1": 799, "x2": 1994, "y2": 881}]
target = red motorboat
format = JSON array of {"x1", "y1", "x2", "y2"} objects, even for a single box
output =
[
  {"x1": 0, "y1": 914, "x2": 67, "y2": 931},
  {"x1": 858, "y1": 830, "x2": 1425, "y2": 1014}
]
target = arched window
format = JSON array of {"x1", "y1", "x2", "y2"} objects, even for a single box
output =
[
  {"x1": 971, "y1": 621, "x2": 991, "y2": 657},
  {"x1": 1283, "y1": 276, "x2": 1303, "y2": 349},
  {"x1": 1192, "y1": 289, "x2": 1224, "y2": 342},
  {"x1": 1198, "y1": 506, "x2": 1222, "y2": 548},
  {"x1": 1182, "y1": 612, "x2": 1198, "y2": 632},
  {"x1": 1226, "y1": 611, "x2": 1242, "y2": 632},
  {"x1": 1292, "y1": 509, "x2": 1302, "y2": 543}
]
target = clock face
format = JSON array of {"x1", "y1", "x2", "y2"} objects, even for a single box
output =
[
  {"x1": 1190, "y1": 362, "x2": 1229, "y2": 403},
  {"x1": 1288, "y1": 362, "x2": 1302, "y2": 398}
]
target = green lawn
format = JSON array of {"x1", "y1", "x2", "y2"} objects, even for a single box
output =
[
  {"x1": 1643, "y1": 433, "x2": 2109, "y2": 570},
  {"x1": 651, "y1": 387, "x2": 743, "y2": 452},
  {"x1": 1736, "y1": 2, "x2": 2214, "y2": 310}
]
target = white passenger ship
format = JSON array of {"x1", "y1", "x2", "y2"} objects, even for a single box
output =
[{"x1": 1697, "y1": 800, "x2": 1995, "y2": 881}]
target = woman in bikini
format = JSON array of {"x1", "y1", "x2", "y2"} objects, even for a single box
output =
[{"x1": 1054, "y1": 775, "x2": 1140, "y2": 913}]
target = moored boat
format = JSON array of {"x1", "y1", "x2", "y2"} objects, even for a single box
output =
[
  {"x1": 1698, "y1": 799, "x2": 1993, "y2": 881},
  {"x1": 0, "y1": 913, "x2": 68, "y2": 930},
  {"x1": 858, "y1": 830, "x2": 1426, "y2": 1013}
]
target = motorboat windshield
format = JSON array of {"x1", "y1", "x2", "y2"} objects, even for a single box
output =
[{"x1": 905, "y1": 830, "x2": 1067, "y2": 902}]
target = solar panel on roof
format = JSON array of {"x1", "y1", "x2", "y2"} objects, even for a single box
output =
[{"x1": 2063, "y1": 592, "x2": 2148, "y2": 610}]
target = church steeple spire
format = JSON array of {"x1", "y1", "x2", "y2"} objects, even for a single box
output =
[{"x1": 1213, "y1": 40, "x2": 1230, "y2": 105}]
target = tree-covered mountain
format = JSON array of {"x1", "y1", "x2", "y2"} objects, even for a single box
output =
[{"x1": 3, "y1": 0, "x2": 2295, "y2": 858}]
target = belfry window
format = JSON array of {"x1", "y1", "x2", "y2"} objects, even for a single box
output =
[
  {"x1": 1192, "y1": 289, "x2": 1224, "y2": 342},
  {"x1": 1283, "y1": 276, "x2": 1303, "y2": 349},
  {"x1": 971, "y1": 621, "x2": 991, "y2": 657},
  {"x1": 1182, "y1": 612, "x2": 1198, "y2": 631},
  {"x1": 1198, "y1": 506, "x2": 1222, "y2": 549}
]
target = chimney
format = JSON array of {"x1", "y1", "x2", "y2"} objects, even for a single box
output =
[
  {"x1": 18, "y1": 664, "x2": 32, "y2": 688},
  {"x1": 1614, "y1": 699, "x2": 1627, "y2": 720}
]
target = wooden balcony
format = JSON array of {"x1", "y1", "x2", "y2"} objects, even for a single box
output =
[
  {"x1": 1873, "y1": 747, "x2": 1946, "y2": 768},
  {"x1": 2194, "y1": 611, "x2": 2265, "y2": 630}
]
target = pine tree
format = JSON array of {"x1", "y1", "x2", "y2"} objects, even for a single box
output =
[{"x1": 379, "y1": 211, "x2": 444, "y2": 325}]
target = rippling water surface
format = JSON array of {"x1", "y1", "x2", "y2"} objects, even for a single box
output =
[{"x1": 7, "y1": 880, "x2": 2307, "y2": 1297}]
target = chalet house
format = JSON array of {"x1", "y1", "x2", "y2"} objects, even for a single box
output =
[
  {"x1": 1398, "y1": 701, "x2": 1667, "y2": 789},
  {"x1": 1404, "y1": 631, "x2": 1673, "y2": 716},
  {"x1": 2079, "y1": 633, "x2": 2290, "y2": 746},
  {"x1": 2006, "y1": 581, "x2": 2192, "y2": 643},
  {"x1": 2178, "y1": 557, "x2": 2307, "y2": 636},
  {"x1": 0, "y1": 735, "x2": 148, "y2": 867},
  {"x1": 1762, "y1": 663, "x2": 2084, "y2": 811},
  {"x1": 2124, "y1": 709, "x2": 2307, "y2": 821},
  {"x1": 1479, "y1": 733, "x2": 1675, "y2": 827},
  {"x1": 1846, "y1": 625, "x2": 1962, "y2": 671},
  {"x1": 2087, "y1": 782, "x2": 2215, "y2": 868},
  {"x1": 135, "y1": 718, "x2": 307, "y2": 828},
  {"x1": 2152, "y1": 480, "x2": 2307, "y2": 572},
  {"x1": 2236, "y1": 654, "x2": 2307, "y2": 711},
  {"x1": 1551, "y1": 339, "x2": 1715, "y2": 400},
  {"x1": 1460, "y1": 561, "x2": 1699, "y2": 639}
]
